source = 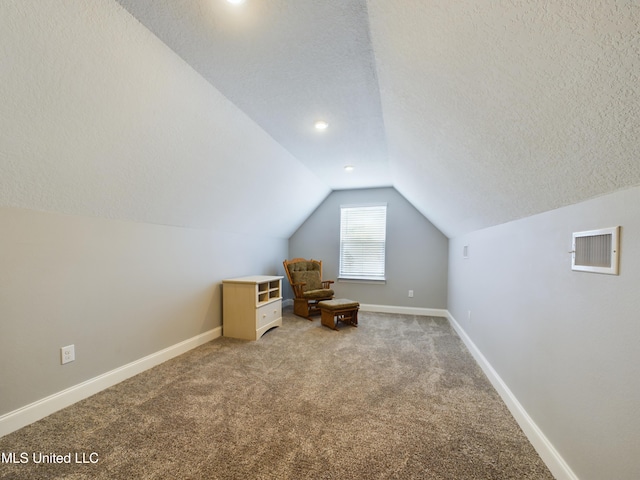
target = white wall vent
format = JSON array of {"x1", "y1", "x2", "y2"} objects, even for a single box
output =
[{"x1": 571, "y1": 226, "x2": 620, "y2": 275}]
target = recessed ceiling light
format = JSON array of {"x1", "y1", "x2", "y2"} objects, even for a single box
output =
[
  {"x1": 227, "y1": 0, "x2": 245, "y2": 4},
  {"x1": 314, "y1": 120, "x2": 329, "y2": 131},
  {"x1": 344, "y1": 165, "x2": 354, "y2": 172}
]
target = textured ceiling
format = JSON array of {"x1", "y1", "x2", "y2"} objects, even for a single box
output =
[
  {"x1": 0, "y1": 0, "x2": 331, "y2": 238},
  {"x1": 115, "y1": 0, "x2": 640, "y2": 237},
  {"x1": 2, "y1": 1, "x2": 638, "y2": 238},
  {"x1": 115, "y1": 0, "x2": 390, "y2": 191},
  {"x1": 369, "y1": 0, "x2": 640, "y2": 236}
]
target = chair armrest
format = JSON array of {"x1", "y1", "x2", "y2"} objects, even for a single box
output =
[
  {"x1": 291, "y1": 282, "x2": 307, "y2": 297},
  {"x1": 321, "y1": 280, "x2": 334, "y2": 288}
]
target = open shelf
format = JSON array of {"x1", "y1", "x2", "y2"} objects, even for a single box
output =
[{"x1": 257, "y1": 278, "x2": 281, "y2": 305}]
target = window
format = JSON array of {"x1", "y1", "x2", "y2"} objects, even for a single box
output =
[{"x1": 339, "y1": 204, "x2": 387, "y2": 281}]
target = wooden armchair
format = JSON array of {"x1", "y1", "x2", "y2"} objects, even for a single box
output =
[{"x1": 283, "y1": 258, "x2": 335, "y2": 319}]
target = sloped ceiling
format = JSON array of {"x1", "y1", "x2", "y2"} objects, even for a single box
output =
[
  {"x1": 114, "y1": 0, "x2": 640, "y2": 238},
  {"x1": 114, "y1": 0, "x2": 390, "y2": 191},
  {"x1": 369, "y1": 1, "x2": 640, "y2": 236},
  {"x1": 2, "y1": 1, "x2": 638, "y2": 239},
  {"x1": 0, "y1": 0, "x2": 331, "y2": 239}
]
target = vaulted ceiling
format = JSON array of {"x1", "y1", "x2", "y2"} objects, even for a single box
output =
[
  {"x1": 114, "y1": 0, "x2": 640, "y2": 237},
  {"x1": 2, "y1": 1, "x2": 638, "y2": 239}
]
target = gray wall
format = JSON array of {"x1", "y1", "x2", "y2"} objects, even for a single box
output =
[
  {"x1": 0, "y1": 206, "x2": 287, "y2": 416},
  {"x1": 288, "y1": 187, "x2": 448, "y2": 309},
  {"x1": 447, "y1": 184, "x2": 640, "y2": 480},
  {"x1": 0, "y1": 0, "x2": 300, "y2": 418}
]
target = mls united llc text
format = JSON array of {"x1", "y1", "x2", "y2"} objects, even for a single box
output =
[{"x1": 1, "y1": 451, "x2": 99, "y2": 464}]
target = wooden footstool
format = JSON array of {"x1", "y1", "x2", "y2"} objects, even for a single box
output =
[{"x1": 318, "y1": 299, "x2": 359, "y2": 330}]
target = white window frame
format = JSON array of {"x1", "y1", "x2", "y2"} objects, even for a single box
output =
[{"x1": 339, "y1": 203, "x2": 387, "y2": 282}]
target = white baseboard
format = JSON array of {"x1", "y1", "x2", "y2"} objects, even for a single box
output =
[
  {"x1": 360, "y1": 303, "x2": 448, "y2": 318},
  {"x1": 446, "y1": 312, "x2": 578, "y2": 480},
  {"x1": 0, "y1": 327, "x2": 222, "y2": 438},
  {"x1": 281, "y1": 300, "x2": 446, "y2": 318}
]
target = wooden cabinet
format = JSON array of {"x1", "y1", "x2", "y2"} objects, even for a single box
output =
[{"x1": 222, "y1": 275, "x2": 283, "y2": 341}]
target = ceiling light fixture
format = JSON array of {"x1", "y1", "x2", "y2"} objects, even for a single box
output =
[
  {"x1": 227, "y1": 0, "x2": 245, "y2": 4},
  {"x1": 344, "y1": 165, "x2": 354, "y2": 172},
  {"x1": 314, "y1": 120, "x2": 329, "y2": 131}
]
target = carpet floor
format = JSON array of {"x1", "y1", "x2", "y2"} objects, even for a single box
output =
[{"x1": 0, "y1": 309, "x2": 554, "y2": 479}]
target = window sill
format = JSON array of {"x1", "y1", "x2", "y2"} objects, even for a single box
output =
[{"x1": 338, "y1": 277, "x2": 386, "y2": 285}]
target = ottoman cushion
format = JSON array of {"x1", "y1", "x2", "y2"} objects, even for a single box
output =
[{"x1": 318, "y1": 299, "x2": 359, "y2": 311}]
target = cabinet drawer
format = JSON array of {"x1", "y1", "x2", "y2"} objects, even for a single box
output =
[{"x1": 256, "y1": 301, "x2": 281, "y2": 329}]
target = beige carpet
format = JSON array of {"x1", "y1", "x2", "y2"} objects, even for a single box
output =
[{"x1": 0, "y1": 309, "x2": 554, "y2": 479}]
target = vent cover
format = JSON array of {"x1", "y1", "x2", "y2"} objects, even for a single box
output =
[{"x1": 571, "y1": 226, "x2": 620, "y2": 275}]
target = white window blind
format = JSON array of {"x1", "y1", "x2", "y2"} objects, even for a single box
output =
[{"x1": 339, "y1": 204, "x2": 387, "y2": 280}]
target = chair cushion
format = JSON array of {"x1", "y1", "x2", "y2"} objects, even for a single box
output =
[
  {"x1": 287, "y1": 261, "x2": 321, "y2": 273},
  {"x1": 291, "y1": 270, "x2": 322, "y2": 291},
  {"x1": 302, "y1": 289, "x2": 334, "y2": 299}
]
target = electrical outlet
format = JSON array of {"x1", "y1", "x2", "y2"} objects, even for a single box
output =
[
  {"x1": 408, "y1": 290, "x2": 414, "y2": 298},
  {"x1": 61, "y1": 345, "x2": 75, "y2": 365}
]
